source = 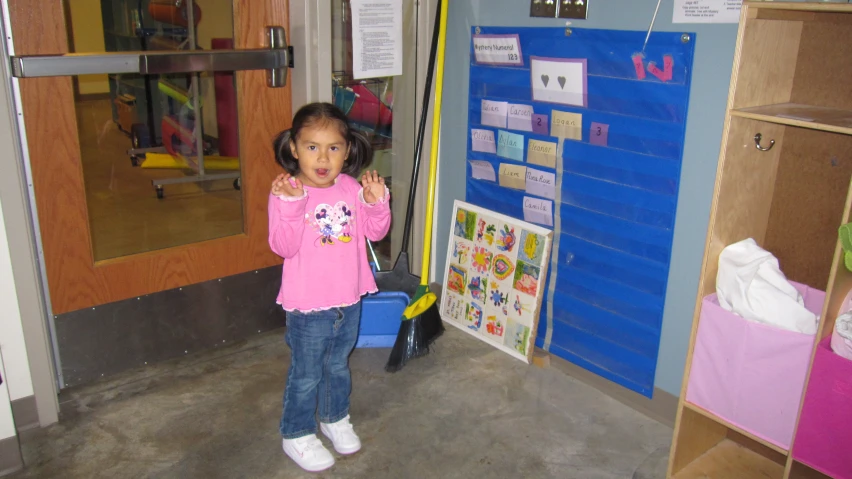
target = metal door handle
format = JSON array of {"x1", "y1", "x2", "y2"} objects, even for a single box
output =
[{"x1": 10, "y1": 26, "x2": 291, "y2": 88}]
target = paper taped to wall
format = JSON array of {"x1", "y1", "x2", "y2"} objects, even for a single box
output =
[
  {"x1": 351, "y1": 0, "x2": 403, "y2": 79},
  {"x1": 673, "y1": 0, "x2": 741, "y2": 24}
]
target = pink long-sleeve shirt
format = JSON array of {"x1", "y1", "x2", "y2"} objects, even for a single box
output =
[{"x1": 268, "y1": 174, "x2": 391, "y2": 312}]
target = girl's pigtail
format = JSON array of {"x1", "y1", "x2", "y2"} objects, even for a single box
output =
[
  {"x1": 273, "y1": 129, "x2": 299, "y2": 174},
  {"x1": 344, "y1": 129, "x2": 374, "y2": 176}
]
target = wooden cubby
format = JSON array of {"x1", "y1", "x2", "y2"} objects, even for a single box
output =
[{"x1": 667, "y1": 3, "x2": 852, "y2": 478}]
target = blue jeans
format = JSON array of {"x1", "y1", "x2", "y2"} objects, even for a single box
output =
[{"x1": 279, "y1": 301, "x2": 361, "y2": 439}]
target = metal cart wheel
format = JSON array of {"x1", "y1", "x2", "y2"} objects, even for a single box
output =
[{"x1": 233, "y1": 178, "x2": 241, "y2": 190}]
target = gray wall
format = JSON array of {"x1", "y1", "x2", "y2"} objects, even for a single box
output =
[{"x1": 435, "y1": 0, "x2": 738, "y2": 395}]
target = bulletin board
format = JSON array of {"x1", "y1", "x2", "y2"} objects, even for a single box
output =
[
  {"x1": 440, "y1": 200, "x2": 553, "y2": 363},
  {"x1": 465, "y1": 27, "x2": 696, "y2": 397}
]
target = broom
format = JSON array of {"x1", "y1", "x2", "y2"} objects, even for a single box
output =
[{"x1": 385, "y1": 0, "x2": 449, "y2": 373}]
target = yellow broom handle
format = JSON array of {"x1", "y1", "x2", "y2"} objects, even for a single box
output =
[{"x1": 420, "y1": 0, "x2": 449, "y2": 283}]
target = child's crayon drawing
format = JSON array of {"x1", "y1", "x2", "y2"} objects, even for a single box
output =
[
  {"x1": 466, "y1": 302, "x2": 483, "y2": 331},
  {"x1": 505, "y1": 319, "x2": 531, "y2": 355},
  {"x1": 468, "y1": 276, "x2": 487, "y2": 302},
  {"x1": 447, "y1": 264, "x2": 467, "y2": 295},
  {"x1": 513, "y1": 261, "x2": 540, "y2": 296},
  {"x1": 491, "y1": 254, "x2": 515, "y2": 281},
  {"x1": 453, "y1": 240, "x2": 471, "y2": 265},
  {"x1": 476, "y1": 218, "x2": 497, "y2": 246},
  {"x1": 490, "y1": 286, "x2": 507, "y2": 307},
  {"x1": 454, "y1": 208, "x2": 477, "y2": 240},
  {"x1": 513, "y1": 294, "x2": 532, "y2": 316},
  {"x1": 485, "y1": 315, "x2": 505, "y2": 339},
  {"x1": 519, "y1": 230, "x2": 544, "y2": 265},
  {"x1": 496, "y1": 224, "x2": 517, "y2": 253},
  {"x1": 472, "y1": 246, "x2": 493, "y2": 274}
]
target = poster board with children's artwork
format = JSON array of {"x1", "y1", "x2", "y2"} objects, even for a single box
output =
[{"x1": 440, "y1": 200, "x2": 553, "y2": 363}]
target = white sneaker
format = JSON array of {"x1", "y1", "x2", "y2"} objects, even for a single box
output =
[
  {"x1": 320, "y1": 415, "x2": 362, "y2": 455},
  {"x1": 282, "y1": 434, "x2": 335, "y2": 472}
]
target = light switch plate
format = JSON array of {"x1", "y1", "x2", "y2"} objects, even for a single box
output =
[
  {"x1": 558, "y1": 0, "x2": 588, "y2": 19},
  {"x1": 530, "y1": 0, "x2": 557, "y2": 18}
]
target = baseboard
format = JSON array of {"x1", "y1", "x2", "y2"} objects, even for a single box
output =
[
  {"x1": 0, "y1": 436, "x2": 23, "y2": 477},
  {"x1": 545, "y1": 349, "x2": 678, "y2": 427},
  {"x1": 11, "y1": 395, "x2": 38, "y2": 432}
]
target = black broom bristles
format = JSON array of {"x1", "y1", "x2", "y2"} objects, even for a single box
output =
[{"x1": 385, "y1": 303, "x2": 444, "y2": 373}]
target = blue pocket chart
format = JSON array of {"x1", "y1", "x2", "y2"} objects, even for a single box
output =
[{"x1": 464, "y1": 27, "x2": 696, "y2": 397}]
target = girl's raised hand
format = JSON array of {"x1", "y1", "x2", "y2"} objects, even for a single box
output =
[
  {"x1": 361, "y1": 170, "x2": 386, "y2": 204},
  {"x1": 271, "y1": 173, "x2": 305, "y2": 197}
]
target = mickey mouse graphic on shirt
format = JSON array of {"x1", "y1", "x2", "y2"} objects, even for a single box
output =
[{"x1": 310, "y1": 201, "x2": 354, "y2": 246}]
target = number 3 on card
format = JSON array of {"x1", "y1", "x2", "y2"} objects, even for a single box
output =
[{"x1": 589, "y1": 122, "x2": 609, "y2": 147}]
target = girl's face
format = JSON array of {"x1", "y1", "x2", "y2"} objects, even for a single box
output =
[{"x1": 289, "y1": 121, "x2": 349, "y2": 188}]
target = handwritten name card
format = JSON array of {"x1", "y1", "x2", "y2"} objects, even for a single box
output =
[
  {"x1": 523, "y1": 196, "x2": 553, "y2": 227},
  {"x1": 551, "y1": 110, "x2": 582, "y2": 140},
  {"x1": 469, "y1": 160, "x2": 496, "y2": 181},
  {"x1": 527, "y1": 139, "x2": 557, "y2": 168},
  {"x1": 497, "y1": 130, "x2": 525, "y2": 162},
  {"x1": 525, "y1": 168, "x2": 555, "y2": 199},
  {"x1": 472, "y1": 128, "x2": 497, "y2": 153},
  {"x1": 499, "y1": 163, "x2": 527, "y2": 190},
  {"x1": 481, "y1": 99, "x2": 508, "y2": 129},
  {"x1": 507, "y1": 104, "x2": 533, "y2": 132}
]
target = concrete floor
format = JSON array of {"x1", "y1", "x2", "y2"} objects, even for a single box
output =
[{"x1": 10, "y1": 327, "x2": 672, "y2": 479}]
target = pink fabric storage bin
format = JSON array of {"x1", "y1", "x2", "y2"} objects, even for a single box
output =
[
  {"x1": 793, "y1": 336, "x2": 852, "y2": 479},
  {"x1": 685, "y1": 282, "x2": 823, "y2": 450}
]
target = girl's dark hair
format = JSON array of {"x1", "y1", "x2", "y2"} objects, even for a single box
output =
[{"x1": 273, "y1": 102, "x2": 373, "y2": 177}]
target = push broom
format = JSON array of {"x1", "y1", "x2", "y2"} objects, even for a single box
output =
[
  {"x1": 385, "y1": 0, "x2": 448, "y2": 373},
  {"x1": 373, "y1": 0, "x2": 444, "y2": 298}
]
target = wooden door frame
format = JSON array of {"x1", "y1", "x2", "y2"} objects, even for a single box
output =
[{"x1": 9, "y1": 0, "x2": 292, "y2": 316}]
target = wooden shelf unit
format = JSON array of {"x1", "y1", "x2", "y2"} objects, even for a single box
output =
[{"x1": 668, "y1": 3, "x2": 852, "y2": 478}]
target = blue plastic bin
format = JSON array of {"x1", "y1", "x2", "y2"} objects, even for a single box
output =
[{"x1": 357, "y1": 291, "x2": 409, "y2": 348}]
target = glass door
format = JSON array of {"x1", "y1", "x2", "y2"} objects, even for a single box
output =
[{"x1": 329, "y1": 0, "x2": 420, "y2": 270}]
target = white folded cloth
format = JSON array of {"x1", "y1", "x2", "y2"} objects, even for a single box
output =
[{"x1": 717, "y1": 238, "x2": 818, "y2": 334}]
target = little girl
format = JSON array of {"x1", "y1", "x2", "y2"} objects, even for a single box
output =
[{"x1": 268, "y1": 102, "x2": 391, "y2": 472}]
